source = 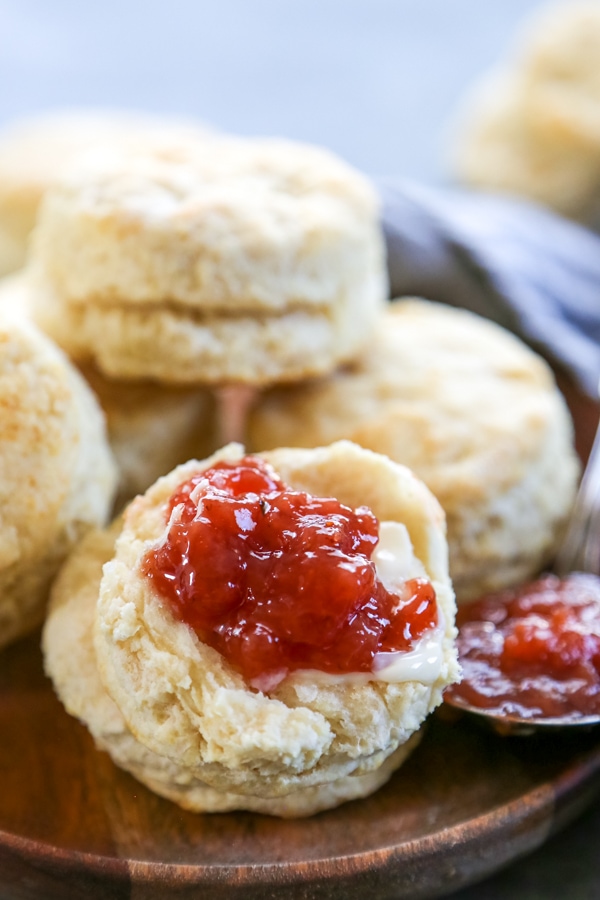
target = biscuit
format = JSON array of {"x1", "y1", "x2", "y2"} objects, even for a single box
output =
[
  {"x1": 452, "y1": 2, "x2": 600, "y2": 220},
  {"x1": 249, "y1": 300, "x2": 580, "y2": 602},
  {"x1": 521, "y1": 2, "x2": 600, "y2": 155},
  {"x1": 0, "y1": 108, "x2": 213, "y2": 277},
  {"x1": 28, "y1": 137, "x2": 387, "y2": 385},
  {"x1": 43, "y1": 520, "x2": 420, "y2": 816},
  {"x1": 92, "y1": 441, "x2": 457, "y2": 804},
  {"x1": 0, "y1": 315, "x2": 117, "y2": 649},
  {"x1": 452, "y1": 70, "x2": 600, "y2": 219}
]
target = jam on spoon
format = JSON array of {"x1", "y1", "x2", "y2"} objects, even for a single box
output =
[
  {"x1": 142, "y1": 455, "x2": 438, "y2": 691},
  {"x1": 444, "y1": 573, "x2": 600, "y2": 734}
]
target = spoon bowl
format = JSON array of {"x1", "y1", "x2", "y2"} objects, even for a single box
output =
[
  {"x1": 443, "y1": 694, "x2": 600, "y2": 736},
  {"x1": 443, "y1": 570, "x2": 600, "y2": 734}
]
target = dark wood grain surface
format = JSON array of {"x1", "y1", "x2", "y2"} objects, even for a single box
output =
[{"x1": 0, "y1": 374, "x2": 599, "y2": 900}]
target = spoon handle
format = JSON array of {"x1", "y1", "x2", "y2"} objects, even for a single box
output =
[{"x1": 554, "y1": 380, "x2": 600, "y2": 577}]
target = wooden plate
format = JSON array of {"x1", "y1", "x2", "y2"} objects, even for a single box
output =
[
  {"x1": 2, "y1": 635, "x2": 600, "y2": 900},
  {"x1": 1, "y1": 376, "x2": 599, "y2": 900}
]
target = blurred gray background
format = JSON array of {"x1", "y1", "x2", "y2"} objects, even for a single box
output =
[{"x1": 0, "y1": 0, "x2": 547, "y2": 183}]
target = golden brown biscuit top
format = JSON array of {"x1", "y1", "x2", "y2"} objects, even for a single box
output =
[{"x1": 31, "y1": 136, "x2": 381, "y2": 314}]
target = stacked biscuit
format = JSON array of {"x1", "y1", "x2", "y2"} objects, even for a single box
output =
[
  {"x1": 6, "y1": 118, "x2": 386, "y2": 500},
  {"x1": 26, "y1": 134, "x2": 386, "y2": 386},
  {"x1": 0, "y1": 108, "x2": 580, "y2": 817},
  {"x1": 451, "y1": 2, "x2": 600, "y2": 222}
]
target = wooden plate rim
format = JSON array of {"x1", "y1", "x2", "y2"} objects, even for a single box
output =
[{"x1": 3, "y1": 737, "x2": 600, "y2": 889}]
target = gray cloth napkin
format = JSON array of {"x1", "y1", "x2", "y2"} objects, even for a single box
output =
[{"x1": 379, "y1": 180, "x2": 600, "y2": 398}]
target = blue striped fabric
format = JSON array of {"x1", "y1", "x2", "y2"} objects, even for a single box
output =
[{"x1": 379, "y1": 181, "x2": 600, "y2": 398}]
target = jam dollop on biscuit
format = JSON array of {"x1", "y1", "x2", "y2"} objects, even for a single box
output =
[{"x1": 144, "y1": 455, "x2": 438, "y2": 689}]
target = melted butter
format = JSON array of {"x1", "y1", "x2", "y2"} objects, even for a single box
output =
[{"x1": 372, "y1": 520, "x2": 427, "y2": 590}]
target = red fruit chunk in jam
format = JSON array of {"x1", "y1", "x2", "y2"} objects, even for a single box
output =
[
  {"x1": 142, "y1": 456, "x2": 438, "y2": 688},
  {"x1": 445, "y1": 573, "x2": 600, "y2": 720}
]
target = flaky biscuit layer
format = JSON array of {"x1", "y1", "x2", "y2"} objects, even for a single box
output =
[
  {"x1": 93, "y1": 441, "x2": 457, "y2": 800},
  {"x1": 28, "y1": 266, "x2": 384, "y2": 386},
  {"x1": 31, "y1": 138, "x2": 381, "y2": 312}
]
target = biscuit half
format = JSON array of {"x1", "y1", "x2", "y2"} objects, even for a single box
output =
[
  {"x1": 91, "y1": 441, "x2": 457, "y2": 803},
  {"x1": 249, "y1": 300, "x2": 580, "y2": 602}
]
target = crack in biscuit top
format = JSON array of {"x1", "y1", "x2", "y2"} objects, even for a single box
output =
[{"x1": 141, "y1": 455, "x2": 438, "y2": 691}]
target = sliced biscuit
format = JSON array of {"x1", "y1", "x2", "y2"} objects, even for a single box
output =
[{"x1": 92, "y1": 442, "x2": 457, "y2": 803}]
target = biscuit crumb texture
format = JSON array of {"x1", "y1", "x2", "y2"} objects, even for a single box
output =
[
  {"x1": 72, "y1": 442, "x2": 459, "y2": 811},
  {"x1": 29, "y1": 138, "x2": 387, "y2": 384},
  {"x1": 249, "y1": 300, "x2": 580, "y2": 602},
  {"x1": 0, "y1": 315, "x2": 117, "y2": 648}
]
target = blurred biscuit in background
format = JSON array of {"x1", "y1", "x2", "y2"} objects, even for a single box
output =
[
  {"x1": 249, "y1": 299, "x2": 580, "y2": 603},
  {"x1": 452, "y1": 1, "x2": 600, "y2": 222}
]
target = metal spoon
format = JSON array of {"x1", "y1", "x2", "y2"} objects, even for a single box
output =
[
  {"x1": 444, "y1": 388, "x2": 600, "y2": 736},
  {"x1": 442, "y1": 698, "x2": 600, "y2": 738}
]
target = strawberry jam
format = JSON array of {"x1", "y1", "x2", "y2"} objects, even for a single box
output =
[
  {"x1": 142, "y1": 455, "x2": 437, "y2": 690},
  {"x1": 445, "y1": 573, "x2": 600, "y2": 720}
]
